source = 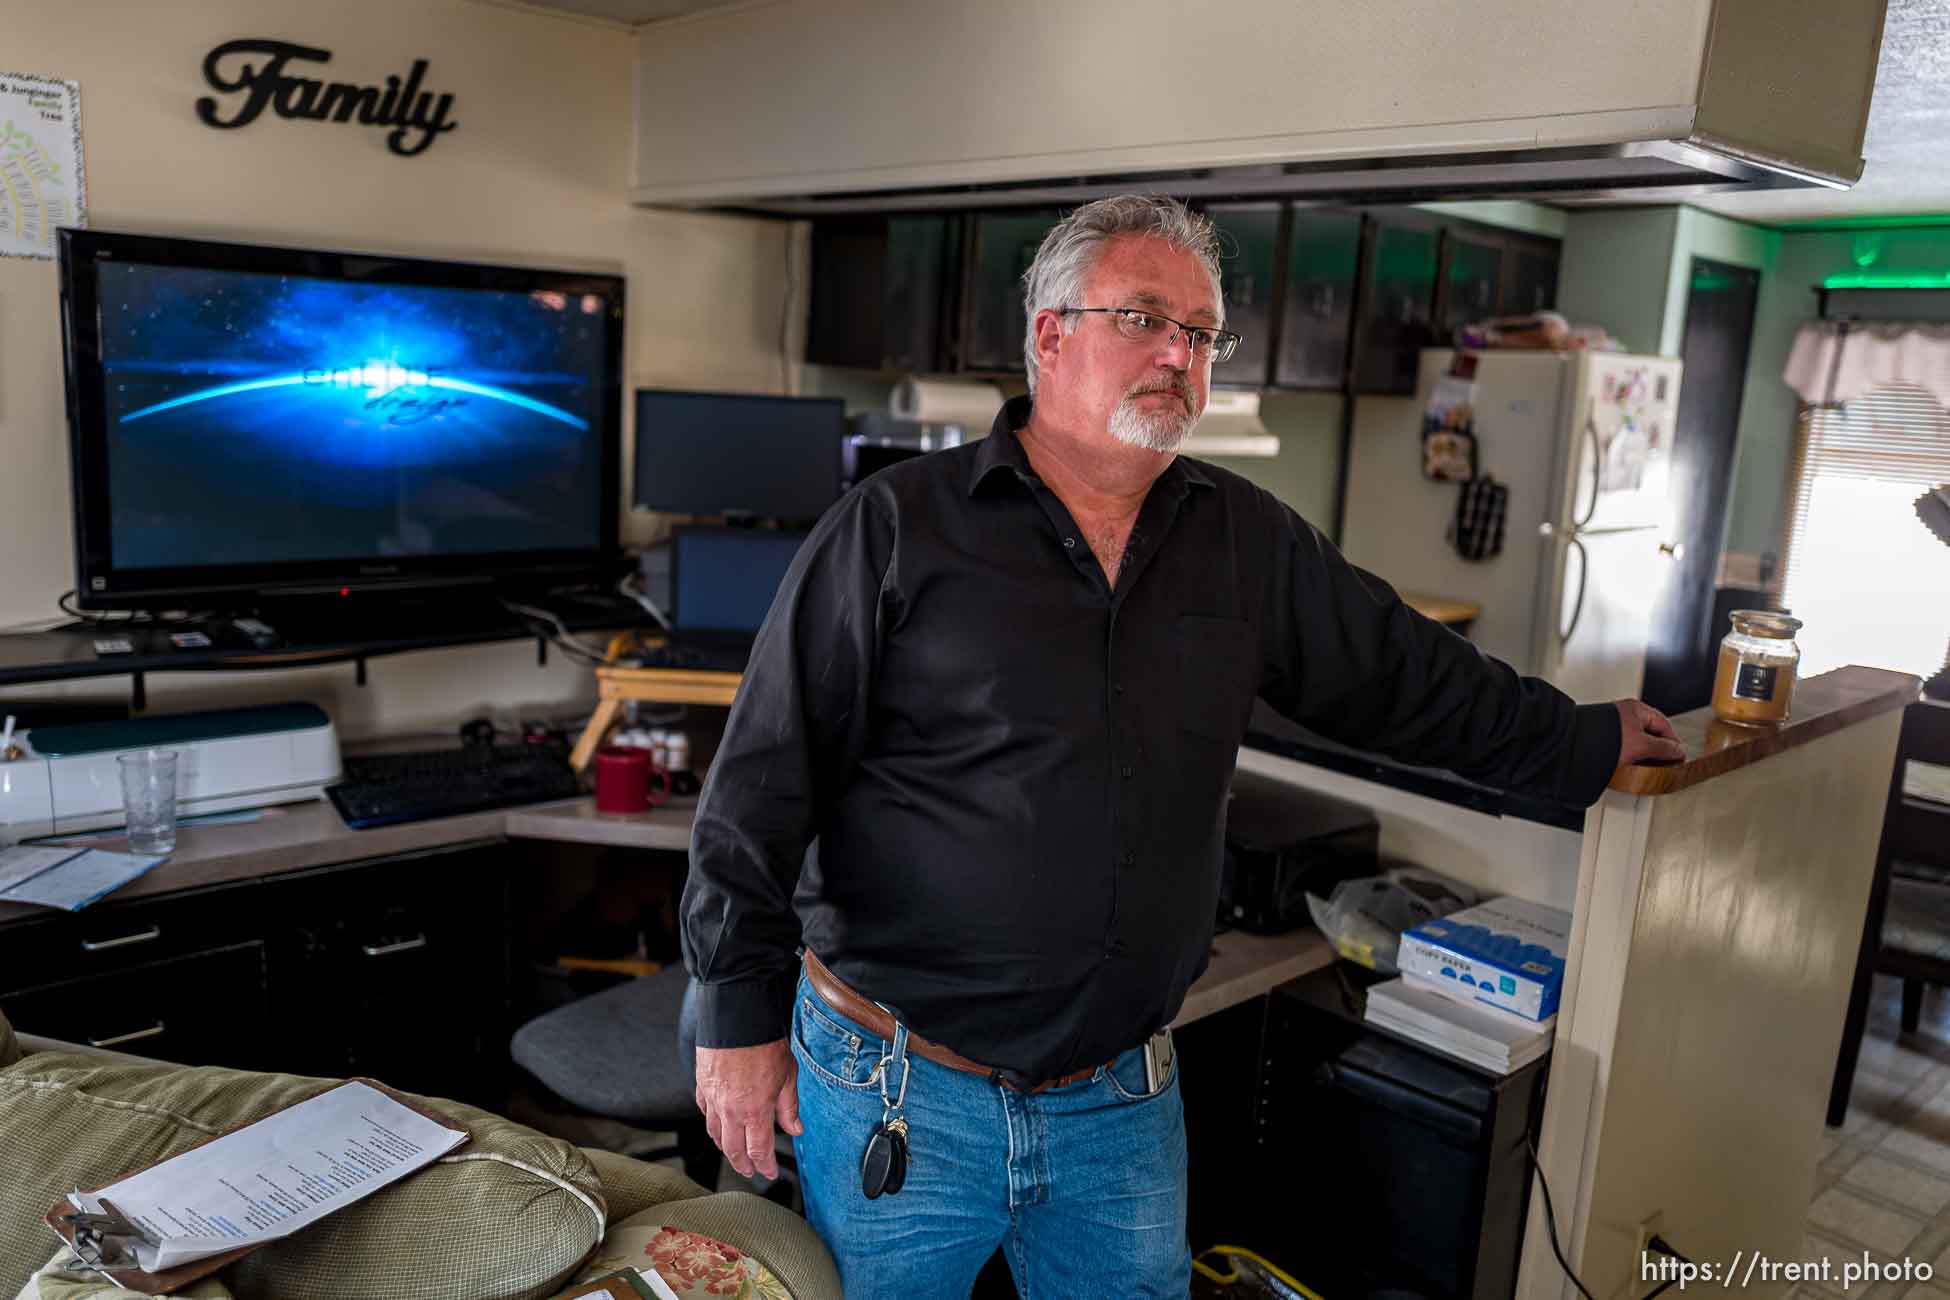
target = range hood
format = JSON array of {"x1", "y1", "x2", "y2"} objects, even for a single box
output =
[{"x1": 630, "y1": 0, "x2": 1885, "y2": 213}]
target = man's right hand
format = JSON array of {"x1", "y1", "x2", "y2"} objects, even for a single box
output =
[{"x1": 695, "y1": 1040, "x2": 802, "y2": 1180}]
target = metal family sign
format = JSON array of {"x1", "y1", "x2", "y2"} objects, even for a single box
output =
[{"x1": 197, "y1": 39, "x2": 458, "y2": 157}]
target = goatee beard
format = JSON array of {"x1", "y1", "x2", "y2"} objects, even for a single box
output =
[{"x1": 1108, "y1": 388, "x2": 1201, "y2": 453}]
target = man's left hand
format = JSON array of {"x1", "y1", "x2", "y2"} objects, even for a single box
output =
[{"x1": 1615, "y1": 699, "x2": 1686, "y2": 766}]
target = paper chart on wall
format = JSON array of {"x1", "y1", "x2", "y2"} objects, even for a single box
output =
[{"x1": 0, "y1": 71, "x2": 85, "y2": 260}]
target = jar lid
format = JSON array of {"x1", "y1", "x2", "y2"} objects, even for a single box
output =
[{"x1": 1729, "y1": 609, "x2": 1803, "y2": 638}]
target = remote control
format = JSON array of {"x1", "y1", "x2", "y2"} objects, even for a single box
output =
[
  {"x1": 231, "y1": 617, "x2": 280, "y2": 648},
  {"x1": 94, "y1": 637, "x2": 133, "y2": 655}
]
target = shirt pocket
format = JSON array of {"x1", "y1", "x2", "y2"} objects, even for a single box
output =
[{"x1": 1173, "y1": 615, "x2": 1259, "y2": 745}]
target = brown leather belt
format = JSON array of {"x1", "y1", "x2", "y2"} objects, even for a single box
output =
[{"x1": 802, "y1": 949, "x2": 1105, "y2": 1095}]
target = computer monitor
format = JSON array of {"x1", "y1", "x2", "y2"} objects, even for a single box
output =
[
  {"x1": 670, "y1": 527, "x2": 809, "y2": 637},
  {"x1": 633, "y1": 390, "x2": 844, "y2": 521},
  {"x1": 59, "y1": 229, "x2": 624, "y2": 610}
]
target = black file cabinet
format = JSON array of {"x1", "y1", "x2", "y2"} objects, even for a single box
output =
[{"x1": 1182, "y1": 964, "x2": 1548, "y2": 1300}]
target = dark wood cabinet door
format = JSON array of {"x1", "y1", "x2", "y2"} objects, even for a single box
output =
[
  {"x1": 271, "y1": 847, "x2": 512, "y2": 1107},
  {"x1": 1353, "y1": 219, "x2": 1439, "y2": 394},
  {"x1": 1437, "y1": 232, "x2": 1504, "y2": 342},
  {"x1": 1203, "y1": 203, "x2": 1281, "y2": 388},
  {"x1": 1502, "y1": 242, "x2": 1561, "y2": 315},
  {"x1": 1, "y1": 941, "x2": 271, "y2": 1070},
  {"x1": 807, "y1": 215, "x2": 958, "y2": 372},
  {"x1": 1274, "y1": 209, "x2": 1362, "y2": 389},
  {"x1": 960, "y1": 209, "x2": 1061, "y2": 373},
  {"x1": 885, "y1": 217, "x2": 958, "y2": 372}
]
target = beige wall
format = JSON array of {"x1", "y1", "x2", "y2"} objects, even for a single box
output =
[{"x1": 0, "y1": 0, "x2": 791, "y2": 737}]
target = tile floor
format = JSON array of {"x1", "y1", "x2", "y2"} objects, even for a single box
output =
[{"x1": 1803, "y1": 975, "x2": 1950, "y2": 1300}]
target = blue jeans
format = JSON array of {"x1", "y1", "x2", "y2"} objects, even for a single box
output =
[{"x1": 788, "y1": 971, "x2": 1191, "y2": 1298}]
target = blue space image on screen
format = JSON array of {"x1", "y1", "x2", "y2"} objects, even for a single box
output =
[{"x1": 98, "y1": 263, "x2": 608, "y2": 570}]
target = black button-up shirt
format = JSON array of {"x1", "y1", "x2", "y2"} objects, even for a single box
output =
[{"x1": 683, "y1": 395, "x2": 1620, "y2": 1086}]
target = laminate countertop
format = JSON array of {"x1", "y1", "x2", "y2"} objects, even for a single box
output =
[{"x1": 1608, "y1": 665, "x2": 1920, "y2": 797}]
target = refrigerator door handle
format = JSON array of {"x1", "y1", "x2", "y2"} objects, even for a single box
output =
[
  {"x1": 1560, "y1": 534, "x2": 1589, "y2": 646},
  {"x1": 1575, "y1": 402, "x2": 1602, "y2": 529}
]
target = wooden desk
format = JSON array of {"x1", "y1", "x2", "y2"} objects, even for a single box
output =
[{"x1": 1402, "y1": 592, "x2": 1483, "y2": 628}]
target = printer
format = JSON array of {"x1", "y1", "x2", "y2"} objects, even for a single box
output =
[
  {"x1": 0, "y1": 702, "x2": 341, "y2": 844},
  {"x1": 1220, "y1": 769, "x2": 1379, "y2": 934}
]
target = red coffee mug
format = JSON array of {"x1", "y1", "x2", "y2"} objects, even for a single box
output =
[{"x1": 595, "y1": 745, "x2": 672, "y2": 813}]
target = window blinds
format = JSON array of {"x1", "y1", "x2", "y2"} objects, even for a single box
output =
[{"x1": 1781, "y1": 383, "x2": 1950, "y2": 678}]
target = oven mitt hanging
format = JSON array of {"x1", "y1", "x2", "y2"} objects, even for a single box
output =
[{"x1": 1451, "y1": 475, "x2": 1507, "y2": 561}]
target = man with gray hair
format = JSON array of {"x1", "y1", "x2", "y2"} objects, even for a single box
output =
[{"x1": 683, "y1": 194, "x2": 1682, "y2": 1296}]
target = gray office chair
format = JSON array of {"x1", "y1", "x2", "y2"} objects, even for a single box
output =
[
  {"x1": 511, "y1": 964, "x2": 724, "y2": 1188},
  {"x1": 510, "y1": 966, "x2": 799, "y2": 1201}
]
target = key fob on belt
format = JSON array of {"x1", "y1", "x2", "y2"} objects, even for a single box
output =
[{"x1": 860, "y1": 1118, "x2": 909, "y2": 1199}]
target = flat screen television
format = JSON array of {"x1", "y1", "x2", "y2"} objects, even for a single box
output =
[
  {"x1": 633, "y1": 389, "x2": 843, "y2": 521},
  {"x1": 59, "y1": 229, "x2": 624, "y2": 611}
]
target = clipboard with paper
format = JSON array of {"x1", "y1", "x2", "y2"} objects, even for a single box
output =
[{"x1": 44, "y1": 1078, "x2": 469, "y2": 1295}]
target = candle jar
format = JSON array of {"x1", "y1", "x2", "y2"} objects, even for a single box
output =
[{"x1": 1711, "y1": 610, "x2": 1803, "y2": 726}]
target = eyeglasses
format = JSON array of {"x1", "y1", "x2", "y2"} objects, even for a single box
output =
[{"x1": 1063, "y1": 306, "x2": 1241, "y2": 364}]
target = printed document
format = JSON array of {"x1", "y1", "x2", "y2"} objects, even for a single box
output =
[{"x1": 70, "y1": 1081, "x2": 465, "y2": 1271}]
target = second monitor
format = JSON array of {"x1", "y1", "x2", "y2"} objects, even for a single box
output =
[{"x1": 634, "y1": 389, "x2": 844, "y2": 522}]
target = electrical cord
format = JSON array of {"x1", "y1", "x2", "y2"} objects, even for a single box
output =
[
  {"x1": 616, "y1": 573, "x2": 672, "y2": 630},
  {"x1": 1527, "y1": 1130, "x2": 1598, "y2": 1300},
  {"x1": 50, "y1": 590, "x2": 211, "y2": 630},
  {"x1": 498, "y1": 600, "x2": 611, "y2": 666},
  {"x1": 1527, "y1": 1131, "x2": 1692, "y2": 1300},
  {"x1": 1191, "y1": 1245, "x2": 1323, "y2": 1300}
]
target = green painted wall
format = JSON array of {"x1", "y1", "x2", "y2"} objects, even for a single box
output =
[
  {"x1": 1206, "y1": 392, "x2": 1345, "y2": 530},
  {"x1": 1416, "y1": 200, "x2": 1569, "y2": 240},
  {"x1": 1555, "y1": 207, "x2": 1681, "y2": 356},
  {"x1": 1725, "y1": 222, "x2": 1950, "y2": 558}
]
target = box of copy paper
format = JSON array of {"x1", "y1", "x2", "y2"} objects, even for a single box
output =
[{"x1": 1398, "y1": 896, "x2": 1569, "y2": 1021}]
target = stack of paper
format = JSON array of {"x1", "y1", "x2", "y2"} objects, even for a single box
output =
[
  {"x1": 1365, "y1": 976, "x2": 1554, "y2": 1074},
  {"x1": 0, "y1": 844, "x2": 168, "y2": 911}
]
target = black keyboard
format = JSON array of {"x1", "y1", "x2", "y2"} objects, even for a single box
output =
[
  {"x1": 636, "y1": 642, "x2": 751, "y2": 672},
  {"x1": 328, "y1": 745, "x2": 584, "y2": 828}
]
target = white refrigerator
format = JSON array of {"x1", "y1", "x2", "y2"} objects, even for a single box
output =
[{"x1": 1340, "y1": 349, "x2": 1684, "y2": 704}]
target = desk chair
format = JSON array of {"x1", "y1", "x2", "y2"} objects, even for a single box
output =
[
  {"x1": 510, "y1": 966, "x2": 799, "y2": 1202},
  {"x1": 1828, "y1": 698, "x2": 1950, "y2": 1127},
  {"x1": 511, "y1": 964, "x2": 721, "y2": 1188}
]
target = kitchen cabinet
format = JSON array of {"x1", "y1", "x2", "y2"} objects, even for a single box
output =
[
  {"x1": 806, "y1": 215, "x2": 961, "y2": 373},
  {"x1": 1202, "y1": 203, "x2": 1282, "y2": 388},
  {"x1": 1501, "y1": 240, "x2": 1560, "y2": 316},
  {"x1": 1353, "y1": 217, "x2": 1441, "y2": 394},
  {"x1": 1, "y1": 941, "x2": 271, "y2": 1071},
  {"x1": 959, "y1": 208, "x2": 1062, "y2": 374},
  {"x1": 1274, "y1": 209, "x2": 1363, "y2": 389},
  {"x1": 0, "y1": 843, "x2": 513, "y2": 1108},
  {"x1": 1436, "y1": 230, "x2": 1505, "y2": 343}
]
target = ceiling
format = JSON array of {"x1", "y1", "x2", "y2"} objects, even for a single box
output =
[
  {"x1": 1694, "y1": 0, "x2": 1950, "y2": 224},
  {"x1": 510, "y1": 0, "x2": 1950, "y2": 226}
]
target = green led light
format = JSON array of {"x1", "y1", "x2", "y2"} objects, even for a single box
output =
[{"x1": 1821, "y1": 272, "x2": 1950, "y2": 289}]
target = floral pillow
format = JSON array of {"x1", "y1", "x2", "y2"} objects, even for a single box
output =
[{"x1": 577, "y1": 1227, "x2": 791, "y2": 1300}]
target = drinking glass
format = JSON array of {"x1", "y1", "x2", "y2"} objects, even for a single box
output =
[{"x1": 117, "y1": 749, "x2": 179, "y2": 855}]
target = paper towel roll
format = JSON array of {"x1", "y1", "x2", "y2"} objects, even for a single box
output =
[{"x1": 891, "y1": 377, "x2": 1005, "y2": 430}]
